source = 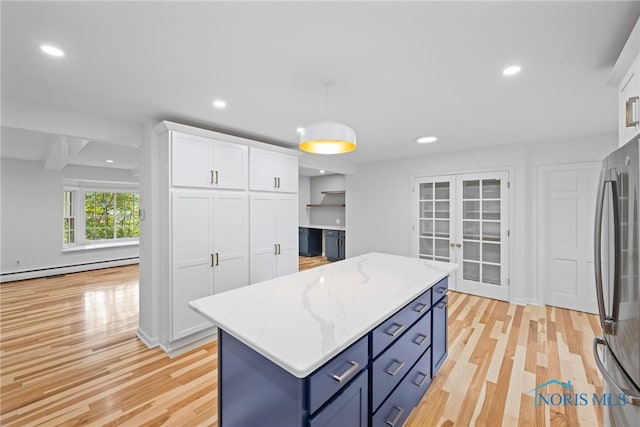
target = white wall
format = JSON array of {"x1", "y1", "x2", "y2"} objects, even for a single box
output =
[
  {"x1": 299, "y1": 175, "x2": 311, "y2": 226},
  {"x1": 309, "y1": 174, "x2": 346, "y2": 227},
  {"x1": 346, "y1": 133, "x2": 617, "y2": 304},
  {"x1": 1, "y1": 158, "x2": 139, "y2": 277}
]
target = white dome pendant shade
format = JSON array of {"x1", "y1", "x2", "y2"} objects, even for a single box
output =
[
  {"x1": 299, "y1": 120, "x2": 357, "y2": 154},
  {"x1": 299, "y1": 80, "x2": 357, "y2": 155}
]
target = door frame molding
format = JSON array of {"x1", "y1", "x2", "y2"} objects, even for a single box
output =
[
  {"x1": 535, "y1": 162, "x2": 600, "y2": 308},
  {"x1": 410, "y1": 166, "x2": 514, "y2": 302}
]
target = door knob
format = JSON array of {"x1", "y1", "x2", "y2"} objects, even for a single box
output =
[
  {"x1": 456, "y1": 243, "x2": 462, "y2": 248},
  {"x1": 449, "y1": 243, "x2": 455, "y2": 248}
]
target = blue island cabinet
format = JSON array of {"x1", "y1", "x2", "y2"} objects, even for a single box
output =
[
  {"x1": 216, "y1": 276, "x2": 449, "y2": 427},
  {"x1": 219, "y1": 331, "x2": 368, "y2": 427}
]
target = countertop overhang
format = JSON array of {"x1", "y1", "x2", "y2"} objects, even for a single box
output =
[{"x1": 189, "y1": 252, "x2": 457, "y2": 378}]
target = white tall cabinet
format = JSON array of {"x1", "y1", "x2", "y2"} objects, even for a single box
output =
[
  {"x1": 249, "y1": 194, "x2": 299, "y2": 283},
  {"x1": 139, "y1": 121, "x2": 299, "y2": 354}
]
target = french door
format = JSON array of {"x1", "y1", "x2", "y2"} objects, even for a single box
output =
[{"x1": 414, "y1": 171, "x2": 510, "y2": 301}]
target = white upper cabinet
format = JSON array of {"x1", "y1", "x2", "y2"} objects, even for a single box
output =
[
  {"x1": 172, "y1": 132, "x2": 247, "y2": 189},
  {"x1": 610, "y1": 18, "x2": 640, "y2": 147},
  {"x1": 619, "y1": 55, "x2": 639, "y2": 146},
  {"x1": 249, "y1": 147, "x2": 299, "y2": 192}
]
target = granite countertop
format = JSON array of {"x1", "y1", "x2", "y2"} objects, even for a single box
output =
[{"x1": 189, "y1": 252, "x2": 457, "y2": 378}]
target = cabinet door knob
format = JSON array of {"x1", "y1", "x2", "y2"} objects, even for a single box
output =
[
  {"x1": 455, "y1": 243, "x2": 462, "y2": 248},
  {"x1": 449, "y1": 242, "x2": 455, "y2": 248},
  {"x1": 274, "y1": 177, "x2": 278, "y2": 188},
  {"x1": 627, "y1": 96, "x2": 639, "y2": 127},
  {"x1": 210, "y1": 170, "x2": 214, "y2": 184},
  {"x1": 214, "y1": 170, "x2": 219, "y2": 184}
]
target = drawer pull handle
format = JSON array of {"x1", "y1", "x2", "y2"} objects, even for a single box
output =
[
  {"x1": 331, "y1": 361, "x2": 360, "y2": 383},
  {"x1": 414, "y1": 372, "x2": 429, "y2": 388},
  {"x1": 437, "y1": 296, "x2": 449, "y2": 309},
  {"x1": 385, "y1": 406, "x2": 404, "y2": 426},
  {"x1": 413, "y1": 302, "x2": 428, "y2": 314},
  {"x1": 414, "y1": 334, "x2": 428, "y2": 346},
  {"x1": 385, "y1": 323, "x2": 404, "y2": 337},
  {"x1": 627, "y1": 96, "x2": 639, "y2": 127},
  {"x1": 385, "y1": 359, "x2": 405, "y2": 376},
  {"x1": 436, "y1": 287, "x2": 447, "y2": 294}
]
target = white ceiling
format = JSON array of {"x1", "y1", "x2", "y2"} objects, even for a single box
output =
[{"x1": 2, "y1": 1, "x2": 639, "y2": 170}]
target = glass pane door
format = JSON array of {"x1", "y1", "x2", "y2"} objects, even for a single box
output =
[
  {"x1": 417, "y1": 178, "x2": 453, "y2": 263},
  {"x1": 456, "y1": 172, "x2": 509, "y2": 301}
]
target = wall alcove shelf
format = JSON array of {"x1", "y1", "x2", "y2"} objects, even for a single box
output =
[
  {"x1": 306, "y1": 204, "x2": 346, "y2": 207},
  {"x1": 320, "y1": 191, "x2": 345, "y2": 195}
]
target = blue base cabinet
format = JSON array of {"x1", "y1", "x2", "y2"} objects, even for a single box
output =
[
  {"x1": 217, "y1": 277, "x2": 448, "y2": 427},
  {"x1": 325, "y1": 230, "x2": 345, "y2": 261},
  {"x1": 299, "y1": 227, "x2": 322, "y2": 257}
]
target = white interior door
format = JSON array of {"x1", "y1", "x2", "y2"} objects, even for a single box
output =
[
  {"x1": 543, "y1": 166, "x2": 599, "y2": 313},
  {"x1": 414, "y1": 176, "x2": 456, "y2": 284},
  {"x1": 455, "y1": 172, "x2": 510, "y2": 301}
]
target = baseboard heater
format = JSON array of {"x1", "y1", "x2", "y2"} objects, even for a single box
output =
[{"x1": 0, "y1": 257, "x2": 139, "y2": 283}]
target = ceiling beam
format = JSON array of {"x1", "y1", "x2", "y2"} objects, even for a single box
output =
[
  {"x1": 43, "y1": 136, "x2": 90, "y2": 171},
  {"x1": 2, "y1": 98, "x2": 143, "y2": 147}
]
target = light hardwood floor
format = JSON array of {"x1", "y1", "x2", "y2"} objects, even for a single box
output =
[{"x1": 0, "y1": 265, "x2": 603, "y2": 426}]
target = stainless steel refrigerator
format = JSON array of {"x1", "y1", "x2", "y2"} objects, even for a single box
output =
[{"x1": 594, "y1": 135, "x2": 640, "y2": 425}]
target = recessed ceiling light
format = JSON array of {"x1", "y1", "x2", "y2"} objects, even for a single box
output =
[
  {"x1": 319, "y1": 170, "x2": 325, "y2": 174},
  {"x1": 503, "y1": 65, "x2": 521, "y2": 76},
  {"x1": 417, "y1": 136, "x2": 438, "y2": 144},
  {"x1": 41, "y1": 45, "x2": 65, "y2": 57},
  {"x1": 213, "y1": 99, "x2": 227, "y2": 109},
  {"x1": 296, "y1": 127, "x2": 304, "y2": 134},
  {"x1": 106, "y1": 159, "x2": 114, "y2": 164}
]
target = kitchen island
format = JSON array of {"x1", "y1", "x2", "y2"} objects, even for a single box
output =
[{"x1": 190, "y1": 252, "x2": 457, "y2": 427}]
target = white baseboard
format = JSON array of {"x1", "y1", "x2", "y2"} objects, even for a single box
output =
[
  {"x1": 159, "y1": 328, "x2": 218, "y2": 358},
  {"x1": 0, "y1": 257, "x2": 139, "y2": 283},
  {"x1": 510, "y1": 297, "x2": 539, "y2": 306},
  {"x1": 136, "y1": 328, "x2": 160, "y2": 348}
]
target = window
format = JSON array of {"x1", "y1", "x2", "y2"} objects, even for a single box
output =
[
  {"x1": 63, "y1": 190, "x2": 75, "y2": 245},
  {"x1": 84, "y1": 192, "x2": 140, "y2": 240},
  {"x1": 63, "y1": 188, "x2": 140, "y2": 247}
]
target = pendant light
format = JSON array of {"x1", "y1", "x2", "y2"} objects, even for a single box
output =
[{"x1": 299, "y1": 80, "x2": 357, "y2": 154}]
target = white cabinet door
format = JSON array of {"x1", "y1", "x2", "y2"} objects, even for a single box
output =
[
  {"x1": 211, "y1": 140, "x2": 248, "y2": 190},
  {"x1": 249, "y1": 148, "x2": 278, "y2": 191},
  {"x1": 276, "y1": 154, "x2": 299, "y2": 193},
  {"x1": 619, "y1": 55, "x2": 640, "y2": 147},
  {"x1": 171, "y1": 192, "x2": 213, "y2": 340},
  {"x1": 171, "y1": 133, "x2": 211, "y2": 188},
  {"x1": 249, "y1": 147, "x2": 299, "y2": 192},
  {"x1": 250, "y1": 194, "x2": 277, "y2": 283},
  {"x1": 213, "y1": 193, "x2": 248, "y2": 294},
  {"x1": 276, "y1": 195, "x2": 299, "y2": 276}
]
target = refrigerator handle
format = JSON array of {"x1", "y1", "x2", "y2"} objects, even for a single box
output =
[
  {"x1": 593, "y1": 168, "x2": 621, "y2": 335},
  {"x1": 593, "y1": 336, "x2": 640, "y2": 407}
]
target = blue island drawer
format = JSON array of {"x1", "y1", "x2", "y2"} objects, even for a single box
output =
[
  {"x1": 432, "y1": 277, "x2": 448, "y2": 303},
  {"x1": 371, "y1": 312, "x2": 431, "y2": 411},
  {"x1": 371, "y1": 288, "x2": 431, "y2": 357},
  {"x1": 308, "y1": 336, "x2": 368, "y2": 414},
  {"x1": 372, "y1": 347, "x2": 432, "y2": 427}
]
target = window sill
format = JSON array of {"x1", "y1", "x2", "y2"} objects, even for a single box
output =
[{"x1": 62, "y1": 240, "x2": 139, "y2": 253}]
